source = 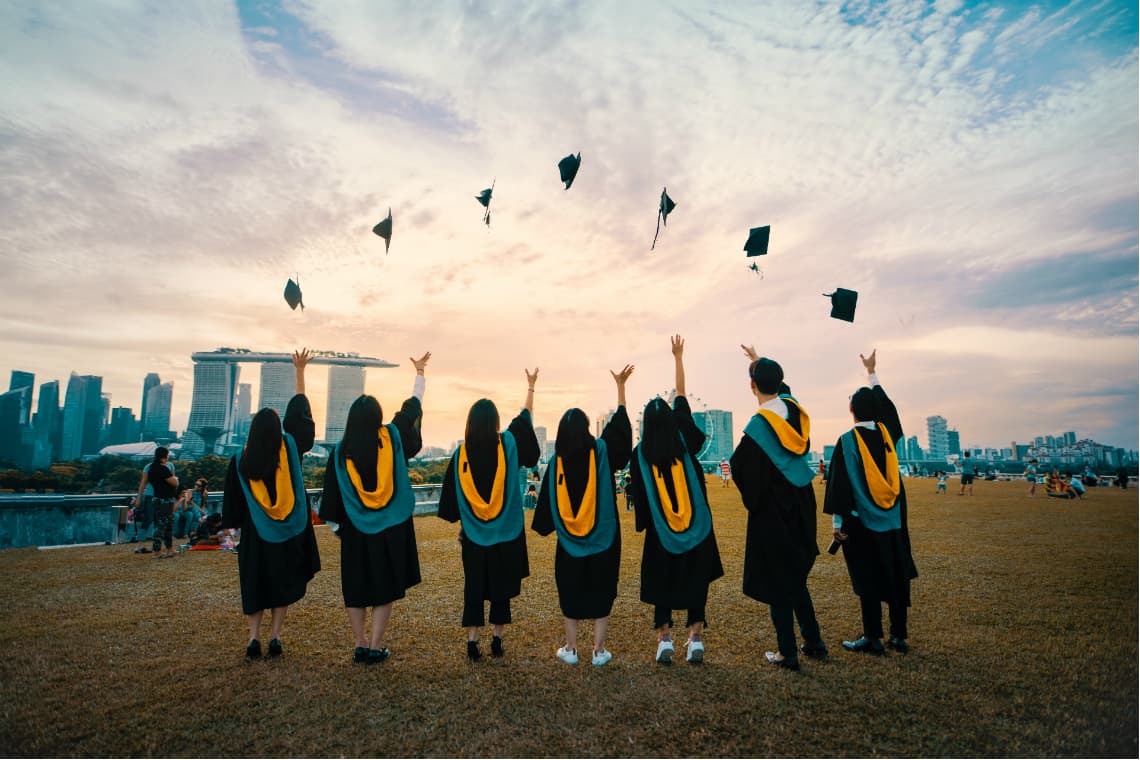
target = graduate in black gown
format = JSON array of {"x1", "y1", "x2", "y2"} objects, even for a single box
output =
[
  {"x1": 531, "y1": 364, "x2": 634, "y2": 667},
  {"x1": 222, "y1": 349, "x2": 321, "y2": 659},
  {"x1": 824, "y1": 350, "x2": 919, "y2": 655},
  {"x1": 628, "y1": 336, "x2": 724, "y2": 665},
  {"x1": 438, "y1": 369, "x2": 541, "y2": 661},
  {"x1": 730, "y1": 346, "x2": 827, "y2": 671},
  {"x1": 319, "y1": 352, "x2": 430, "y2": 665}
]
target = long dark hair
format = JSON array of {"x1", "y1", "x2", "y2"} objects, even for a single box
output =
[
  {"x1": 342, "y1": 395, "x2": 383, "y2": 476},
  {"x1": 464, "y1": 399, "x2": 500, "y2": 451},
  {"x1": 240, "y1": 408, "x2": 282, "y2": 482},
  {"x1": 640, "y1": 397, "x2": 684, "y2": 470},
  {"x1": 555, "y1": 408, "x2": 594, "y2": 460}
]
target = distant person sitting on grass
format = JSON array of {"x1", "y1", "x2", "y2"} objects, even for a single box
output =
[{"x1": 1068, "y1": 474, "x2": 1086, "y2": 500}]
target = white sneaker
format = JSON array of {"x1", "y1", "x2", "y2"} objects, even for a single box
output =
[
  {"x1": 655, "y1": 639, "x2": 674, "y2": 664},
  {"x1": 591, "y1": 648, "x2": 613, "y2": 666},
  {"x1": 686, "y1": 639, "x2": 705, "y2": 664},
  {"x1": 555, "y1": 646, "x2": 579, "y2": 665}
]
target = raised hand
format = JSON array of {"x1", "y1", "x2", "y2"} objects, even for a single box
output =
[
  {"x1": 410, "y1": 351, "x2": 431, "y2": 373},
  {"x1": 741, "y1": 344, "x2": 759, "y2": 362},
  {"x1": 860, "y1": 349, "x2": 877, "y2": 374},
  {"x1": 525, "y1": 367, "x2": 540, "y2": 388},
  {"x1": 671, "y1": 335, "x2": 684, "y2": 358},
  {"x1": 292, "y1": 348, "x2": 313, "y2": 370},
  {"x1": 610, "y1": 364, "x2": 635, "y2": 385}
]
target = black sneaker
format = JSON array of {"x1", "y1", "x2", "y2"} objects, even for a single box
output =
[
  {"x1": 267, "y1": 638, "x2": 283, "y2": 658},
  {"x1": 467, "y1": 641, "x2": 482, "y2": 661},
  {"x1": 491, "y1": 636, "x2": 504, "y2": 657},
  {"x1": 245, "y1": 640, "x2": 262, "y2": 660},
  {"x1": 353, "y1": 646, "x2": 368, "y2": 664},
  {"x1": 367, "y1": 647, "x2": 391, "y2": 665},
  {"x1": 886, "y1": 636, "x2": 909, "y2": 654},
  {"x1": 800, "y1": 640, "x2": 829, "y2": 660}
]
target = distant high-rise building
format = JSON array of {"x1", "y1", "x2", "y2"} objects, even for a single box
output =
[
  {"x1": 534, "y1": 426, "x2": 548, "y2": 458},
  {"x1": 233, "y1": 383, "x2": 252, "y2": 439},
  {"x1": 324, "y1": 365, "x2": 364, "y2": 442},
  {"x1": 34, "y1": 380, "x2": 61, "y2": 465},
  {"x1": 704, "y1": 410, "x2": 734, "y2": 461},
  {"x1": 138, "y1": 373, "x2": 160, "y2": 440},
  {"x1": 100, "y1": 393, "x2": 111, "y2": 429},
  {"x1": 107, "y1": 407, "x2": 138, "y2": 446},
  {"x1": 926, "y1": 416, "x2": 948, "y2": 461},
  {"x1": 185, "y1": 361, "x2": 241, "y2": 456},
  {"x1": 143, "y1": 382, "x2": 173, "y2": 440},
  {"x1": 1063, "y1": 431, "x2": 1077, "y2": 446},
  {"x1": 947, "y1": 429, "x2": 961, "y2": 456},
  {"x1": 0, "y1": 389, "x2": 27, "y2": 465},
  {"x1": 258, "y1": 363, "x2": 295, "y2": 418},
  {"x1": 906, "y1": 435, "x2": 922, "y2": 461},
  {"x1": 60, "y1": 373, "x2": 103, "y2": 460},
  {"x1": 9, "y1": 371, "x2": 34, "y2": 427}
]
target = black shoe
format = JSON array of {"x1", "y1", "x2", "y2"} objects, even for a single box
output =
[
  {"x1": 491, "y1": 636, "x2": 504, "y2": 657},
  {"x1": 353, "y1": 646, "x2": 368, "y2": 664},
  {"x1": 367, "y1": 647, "x2": 391, "y2": 665},
  {"x1": 245, "y1": 640, "x2": 262, "y2": 660},
  {"x1": 267, "y1": 638, "x2": 283, "y2": 658},
  {"x1": 764, "y1": 651, "x2": 800, "y2": 671},
  {"x1": 841, "y1": 636, "x2": 885, "y2": 655},
  {"x1": 799, "y1": 640, "x2": 829, "y2": 660},
  {"x1": 467, "y1": 641, "x2": 482, "y2": 661},
  {"x1": 886, "y1": 636, "x2": 909, "y2": 654}
]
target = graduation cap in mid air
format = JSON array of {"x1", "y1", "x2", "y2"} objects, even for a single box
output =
[
  {"x1": 284, "y1": 278, "x2": 304, "y2": 311},
  {"x1": 372, "y1": 207, "x2": 393, "y2": 254},
  {"x1": 475, "y1": 180, "x2": 494, "y2": 226},
  {"x1": 824, "y1": 288, "x2": 858, "y2": 322},
  {"x1": 558, "y1": 153, "x2": 581, "y2": 190},
  {"x1": 651, "y1": 188, "x2": 676, "y2": 250},
  {"x1": 743, "y1": 225, "x2": 770, "y2": 257}
]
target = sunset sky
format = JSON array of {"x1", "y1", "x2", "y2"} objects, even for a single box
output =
[{"x1": 2, "y1": 0, "x2": 1137, "y2": 454}]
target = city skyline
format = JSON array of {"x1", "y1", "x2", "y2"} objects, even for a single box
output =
[{"x1": 1, "y1": 2, "x2": 1136, "y2": 455}]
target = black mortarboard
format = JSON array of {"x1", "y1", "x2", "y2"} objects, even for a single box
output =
[
  {"x1": 558, "y1": 153, "x2": 580, "y2": 190},
  {"x1": 651, "y1": 187, "x2": 676, "y2": 250},
  {"x1": 744, "y1": 225, "x2": 770, "y2": 257},
  {"x1": 824, "y1": 288, "x2": 858, "y2": 322},
  {"x1": 475, "y1": 180, "x2": 494, "y2": 226},
  {"x1": 372, "y1": 207, "x2": 392, "y2": 254},
  {"x1": 284, "y1": 278, "x2": 304, "y2": 311}
]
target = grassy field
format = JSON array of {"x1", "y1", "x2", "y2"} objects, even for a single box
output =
[{"x1": 0, "y1": 478, "x2": 1135, "y2": 757}]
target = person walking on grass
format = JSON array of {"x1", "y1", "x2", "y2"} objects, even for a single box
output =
[
  {"x1": 438, "y1": 370, "x2": 541, "y2": 661},
  {"x1": 146, "y1": 446, "x2": 179, "y2": 558},
  {"x1": 730, "y1": 345, "x2": 826, "y2": 671},
  {"x1": 626, "y1": 336, "x2": 724, "y2": 665},
  {"x1": 222, "y1": 349, "x2": 321, "y2": 660},
  {"x1": 823, "y1": 350, "x2": 918, "y2": 657},
  {"x1": 319, "y1": 353, "x2": 430, "y2": 665},
  {"x1": 1024, "y1": 459, "x2": 1039, "y2": 497},
  {"x1": 532, "y1": 364, "x2": 633, "y2": 667}
]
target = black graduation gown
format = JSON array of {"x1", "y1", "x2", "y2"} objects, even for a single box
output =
[
  {"x1": 438, "y1": 410, "x2": 540, "y2": 602},
  {"x1": 319, "y1": 396, "x2": 423, "y2": 608},
  {"x1": 531, "y1": 406, "x2": 632, "y2": 619},
  {"x1": 730, "y1": 401, "x2": 819, "y2": 607},
  {"x1": 222, "y1": 394, "x2": 321, "y2": 616},
  {"x1": 823, "y1": 385, "x2": 918, "y2": 604},
  {"x1": 628, "y1": 396, "x2": 725, "y2": 609}
]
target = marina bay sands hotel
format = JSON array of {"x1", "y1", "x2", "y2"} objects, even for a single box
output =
[{"x1": 183, "y1": 348, "x2": 397, "y2": 456}]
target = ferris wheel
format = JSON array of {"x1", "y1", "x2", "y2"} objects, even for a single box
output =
[{"x1": 634, "y1": 388, "x2": 716, "y2": 462}]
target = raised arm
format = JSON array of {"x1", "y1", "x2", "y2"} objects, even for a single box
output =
[
  {"x1": 861, "y1": 348, "x2": 903, "y2": 442},
  {"x1": 292, "y1": 347, "x2": 312, "y2": 396},
  {"x1": 671, "y1": 335, "x2": 685, "y2": 398},
  {"x1": 524, "y1": 367, "x2": 539, "y2": 415},
  {"x1": 410, "y1": 351, "x2": 430, "y2": 402},
  {"x1": 610, "y1": 363, "x2": 634, "y2": 409}
]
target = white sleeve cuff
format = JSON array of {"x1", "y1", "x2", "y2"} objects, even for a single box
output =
[
  {"x1": 867, "y1": 372, "x2": 880, "y2": 387},
  {"x1": 413, "y1": 374, "x2": 425, "y2": 401},
  {"x1": 832, "y1": 514, "x2": 844, "y2": 529}
]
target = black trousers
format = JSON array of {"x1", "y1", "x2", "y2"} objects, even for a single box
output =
[
  {"x1": 769, "y1": 585, "x2": 822, "y2": 659},
  {"x1": 462, "y1": 596, "x2": 511, "y2": 628},
  {"x1": 860, "y1": 595, "x2": 908, "y2": 640},
  {"x1": 151, "y1": 499, "x2": 174, "y2": 551},
  {"x1": 653, "y1": 584, "x2": 709, "y2": 629}
]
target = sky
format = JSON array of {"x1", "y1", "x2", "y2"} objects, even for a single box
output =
[{"x1": 1, "y1": 0, "x2": 1137, "y2": 455}]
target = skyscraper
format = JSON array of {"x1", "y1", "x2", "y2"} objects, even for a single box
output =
[
  {"x1": 107, "y1": 407, "x2": 138, "y2": 446},
  {"x1": 138, "y1": 372, "x2": 160, "y2": 441},
  {"x1": 926, "y1": 416, "x2": 948, "y2": 461},
  {"x1": 185, "y1": 361, "x2": 241, "y2": 456},
  {"x1": 324, "y1": 365, "x2": 364, "y2": 442},
  {"x1": 143, "y1": 382, "x2": 173, "y2": 440},
  {"x1": 705, "y1": 409, "x2": 734, "y2": 461},
  {"x1": 947, "y1": 429, "x2": 961, "y2": 456},
  {"x1": 233, "y1": 383, "x2": 252, "y2": 439},
  {"x1": 0, "y1": 389, "x2": 26, "y2": 465},
  {"x1": 258, "y1": 363, "x2": 295, "y2": 418},
  {"x1": 9, "y1": 371, "x2": 34, "y2": 427},
  {"x1": 534, "y1": 426, "x2": 548, "y2": 458},
  {"x1": 60, "y1": 373, "x2": 103, "y2": 461},
  {"x1": 906, "y1": 435, "x2": 922, "y2": 461}
]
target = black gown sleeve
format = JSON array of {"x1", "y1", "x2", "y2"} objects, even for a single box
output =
[
  {"x1": 629, "y1": 446, "x2": 650, "y2": 533},
  {"x1": 600, "y1": 406, "x2": 633, "y2": 472},
  {"x1": 220, "y1": 458, "x2": 245, "y2": 530},
  {"x1": 730, "y1": 435, "x2": 766, "y2": 513},
  {"x1": 507, "y1": 409, "x2": 541, "y2": 468},
  {"x1": 673, "y1": 395, "x2": 706, "y2": 456},
  {"x1": 283, "y1": 394, "x2": 316, "y2": 454},
  {"x1": 531, "y1": 466, "x2": 555, "y2": 536},
  {"x1": 872, "y1": 385, "x2": 903, "y2": 445},
  {"x1": 437, "y1": 457, "x2": 459, "y2": 523},
  {"x1": 391, "y1": 396, "x2": 423, "y2": 460},
  {"x1": 318, "y1": 455, "x2": 345, "y2": 523},
  {"x1": 822, "y1": 436, "x2": 854, "y2": 519}
]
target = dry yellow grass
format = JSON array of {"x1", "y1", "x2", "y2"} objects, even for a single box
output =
[{"x1": 0, "y1": 478, "x2": 1135, "y2": 757}]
